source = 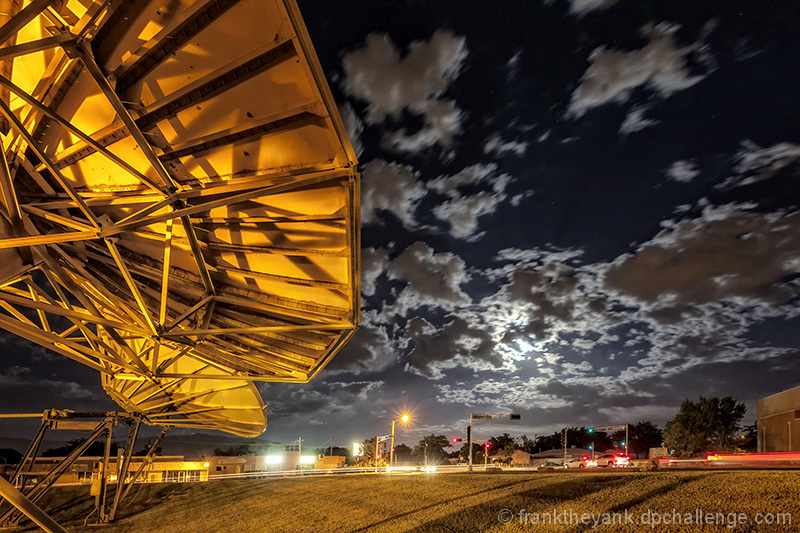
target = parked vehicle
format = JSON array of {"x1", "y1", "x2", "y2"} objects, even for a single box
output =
[{"x1": 564, "y1": 456, "x2": 589, "y2": 469}]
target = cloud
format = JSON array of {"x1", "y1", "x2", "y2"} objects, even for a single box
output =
[
  {"x1": 567, "y1": 0, "x2": 618, "y2": 16},
  {"x1": 605, "y1": 204, "x2": 800, "y2": 305},
  {"x1": 382, "y1": 99, "x2": 464, "y2": 154},
  {"x1": 665, "y1": 159, "x2": 700, "y2": 183},
  {"x1": 405, "y1": 317, "x2": 502, "y2": 379},
  {"x1": 432, "y1": 193, "x2": 505, "y2": 241},
  {"x1": 360, "y1": 159, "x2": 426, "y2": 228},
  {"x1": 324, "y1": 311, "x2": 397, "y2": 373},
  {"x1": 340, "y1": 102, "x2": 364, "y2": 158},
  {"x1": 427, "y1": 164, "x2": 513, "y2": 240},
  {"x1": 342, "y1": 30, "x2": 468, "y2": 153},
  {"x1": 506, "y1": 49, "x2": 522, "y2": 82},
  {"x1": 720, "y1": 140, "x2": 800, "y2": 188},
  {"x1": 361, "y1": 247, "x2": 390, "y2": 297},
  {"x1": 0, "y1": 369, "x2": 103, "y2": 411},
  {"x1": 619, "y1": 105, "x2": 658, "y2": 136},
  {"x1": 327, "y1": 380, "x2": 384, "y2": 400},
  {"x1": 569, "y1": 23, "x2": 709, "y2": 118},
  {"x1": 386, "y1": 242, "x2": 471, "y2": 315},
  {"x1": 483, "y1": 133, "x2": 528, "y2": 157}
]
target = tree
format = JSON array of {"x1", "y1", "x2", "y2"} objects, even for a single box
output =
[
  {"x1": 611, "y1": 421, "x2": 662, "y2": 458},
  {"x1": 42, "y1": 439, "x2": 119, "y2": 457},
  {"x1": 0, "y1": 448, "x2": 22, "y2": 465},
  {"x1": 487, "y1": 433, "x2": 517, "y2": 458},
  {"x1": 212, "y1": 443, "x2": 279, "y2": 456},
  {"x1": 535, "y1": 427, "x2": 613, "y2": 452},
  {"x1": 664, "y1": 396, "x2": 746, "y2": 458},
  {"x1": 518, "y1": 434, "x2": 537, "y2": 454},
  {"x1": 411, "y1": 435, "x2": 451, "y2": 464},
  {"x1": 457, "y1": 442, "x2": 482, "y2": 462},
  {"x1": 314, "y1": 446, "x2": 351, "y2": 457},
  {"x1": 392, "y1": 443, "x2": 412, "y2": 464},
  {"x1": 738, "y1": 421, "x2": 758, "y2": 452}
]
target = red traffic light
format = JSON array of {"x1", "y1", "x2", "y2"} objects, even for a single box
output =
[
  {"x1": 485, "y1": 443, "x2": 490, "y2": 449},
  {"x1": 452, "y1": 438, "x2": 464, "y2": 443}
]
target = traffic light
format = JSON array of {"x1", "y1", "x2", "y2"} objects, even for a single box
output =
[
  {"x1": 621, "y1": 441, "x2": 626, "y2": 446},
  {"x1": 509, "y1": 414, "x2": 521, "y2": 420},
  {"x1": 485, "y1": 443, "x2": 490, "y2": 449},
  {"x1": 588, "y1": 444, "x2": 593, "y2": 450},
  {"x1": 466, "y1": 426, "x2": 471, "y2": 442},
  {"x1": 587, "y1": 427, "x2": 594, "y2": 434},
  {"x1": 453, "y1": 438, "x2": 463, "y2": 443}
]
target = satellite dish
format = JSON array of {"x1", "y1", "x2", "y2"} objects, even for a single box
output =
[{"x1": 0, "y1": 0, "x2": 359, "y2": 437}]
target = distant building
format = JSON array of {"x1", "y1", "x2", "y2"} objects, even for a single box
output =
[
  {"x1": 0, "y1": 456, "x2": 208, "y2": 485},
  {"x1": 757, "y1": 385, "x2": 800, "y2": 452},
  {"x1": 314, "y1": 456, "x2": 346, "y2": 470},
  {"x1": 208, "y1": 450, "x2": 342, "y2": 474}
]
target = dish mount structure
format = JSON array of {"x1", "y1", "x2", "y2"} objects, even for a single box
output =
[{"x1": 0, "y1": 0, "x2": 359, "y2": 527}]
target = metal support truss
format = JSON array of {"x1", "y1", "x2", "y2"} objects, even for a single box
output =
[{"x1": 0, "y1": 410, "x2": 157, "y2": 528}]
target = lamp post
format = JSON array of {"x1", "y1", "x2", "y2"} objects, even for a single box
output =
[{"x1": 389, "y1": 415, "x2": 409, "y2": 468}]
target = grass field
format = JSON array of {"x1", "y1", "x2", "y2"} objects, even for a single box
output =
[{"x1": 11, "y1": 470, "x2": 800, "y2": 532}]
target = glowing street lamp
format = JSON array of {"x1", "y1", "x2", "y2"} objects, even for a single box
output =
[{"x1": 390, "y1": 415, "x2": 410, "y2": 468}]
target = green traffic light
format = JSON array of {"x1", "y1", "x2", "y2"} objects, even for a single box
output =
[{"x1": 587, "y1": 428, "x2": 594, "y2": 433}]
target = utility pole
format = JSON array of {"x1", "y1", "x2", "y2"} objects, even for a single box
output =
[
  {"x1": 468, "y1": 412, "x2": 473, "y2": 472},
  {"x1": 563, "y1": 428, "x2": 567, "y2": 459},
  {"x1": 374, "y1": 435, "x2": 379, "y2": 472},
  {"x1": 390, "y1": 420, "x2": 396, "y2": 467},
  {"x1": 294, "y1": 437, "x2": 303, "y2": 458},
  {"x1": 625, "y1": 424, "x2": 629, "y2": 457}
]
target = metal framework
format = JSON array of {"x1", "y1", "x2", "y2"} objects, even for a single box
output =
[
  {"x1": 0, "y1": 410, "x2": 166, "y2": 529},
  {"x1": 0, "y1": 0, "x2": 360, "y2": 438}
]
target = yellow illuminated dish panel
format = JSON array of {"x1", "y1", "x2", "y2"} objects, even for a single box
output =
[{"x1": 0, "y1": 0, "x2": 359, "y2": 437}]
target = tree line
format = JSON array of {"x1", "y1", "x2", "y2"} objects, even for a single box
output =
[
  {"x1": 1, "y1": 395, "x2": 755, "y2": 463},
  {"x1": 356, "y1": 395, "x2": 755, "y2": 463}
]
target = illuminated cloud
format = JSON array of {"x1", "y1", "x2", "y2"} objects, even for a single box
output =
[
  {"x1": 340, "y1": 102, "x2": 365, "y2": 158},
  {"x1": 405, "y1": 317, "x2": 502, "y2": 379},
  {"x1": 360, "y1": 159, "x2": 426, "y2": 228},
  {"x1": 721, "y1": 140, "x2": 800, "y2": 188},
  {"x1": 323, "y1": 311, "x2": 397, "y2": 373},
  {"x1": 483, "y1": 133, "x2": 528, "y2": 157},
  {"x1": 665, "y1": 159, "x2": 700, "y2": 183},
  {"x1": 342, "y1": 30, "x2": 468, "y2": 153},
  {"x1": 386, "y1": 242, "x2": 471, "y2": 315},
  {"x1": 569, "y1": 23, "x2": 709, "y2": 117},
  {"x1": 361, "y1": 247, "x2": 390, "y2": 297},
  {"x1": 427, "y1": 164, "x2": 513, "y2": 240},
  {"x1": 567, "y1": 0, "x2": 618, "y2": 16},
  {"x1": 619, "y1": 105, "x2": 658, "y2": 136},
  {"x1": 605, "y1": 205, "x2": 800, "y2": 304}
]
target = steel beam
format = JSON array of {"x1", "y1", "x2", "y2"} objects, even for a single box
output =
[{"x1": 0, "y1": 477, "x2": 68, "y2": 533}]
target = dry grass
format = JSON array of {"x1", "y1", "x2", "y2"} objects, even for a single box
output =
[{"x1": 11, "y1": 470, "x2": 800, "y2": 532}]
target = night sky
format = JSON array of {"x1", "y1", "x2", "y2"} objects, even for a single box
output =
[{"x1": 2, "y1": 0, "x2": 800, "y2": 453}]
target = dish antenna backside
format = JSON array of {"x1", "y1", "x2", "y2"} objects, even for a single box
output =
[{"x1": 0, "y1": 0, "x2": 360, "y2": 437}]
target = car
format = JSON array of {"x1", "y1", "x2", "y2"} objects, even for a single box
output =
[
  {"x1": 587, "y1": 453, "x2": 630, "y2": 467},
  {"x1": 564, "y1": 456, "x2": 589, "y2": 469}
]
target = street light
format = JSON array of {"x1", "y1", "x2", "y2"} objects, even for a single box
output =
[{"x1": 390, "y1": 414, "x2": 410, "y2": 468}]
